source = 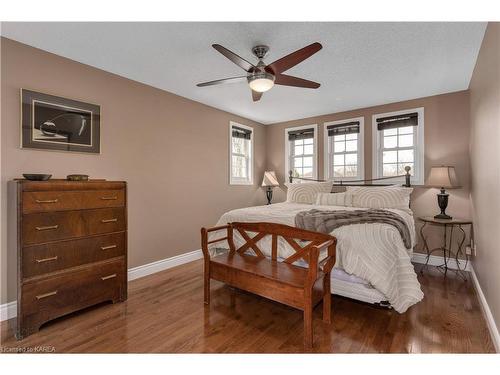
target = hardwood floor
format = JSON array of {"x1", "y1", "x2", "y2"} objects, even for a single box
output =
[{"x1": 0, "y1": 260, "x2": 495, "y2": 353}]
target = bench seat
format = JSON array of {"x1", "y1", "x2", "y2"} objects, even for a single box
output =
[{"x1": 211, "y1": 252, "x2": 323, "y2": 288}]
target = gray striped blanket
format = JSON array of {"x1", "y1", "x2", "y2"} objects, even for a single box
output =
[{"x1": 295, "y1": 209, "x2": 412, "y2": 249}]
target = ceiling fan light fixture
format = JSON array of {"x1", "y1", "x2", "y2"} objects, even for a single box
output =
[{"x1": 248, "y1": 72, "x2": 275, "y2": 93}]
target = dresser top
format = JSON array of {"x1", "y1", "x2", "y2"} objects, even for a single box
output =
[{"x1": 12, "y1": 179, "x2": 126, "y2": 192}]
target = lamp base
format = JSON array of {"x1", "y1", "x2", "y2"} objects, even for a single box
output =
[
  {"x1": 434, "y1": 213, "x2": 453, "y2": 220},
  {"x1": 266, "y1": 187, "x2": 273, "y2": 205},
  {"x1": 435, "y1": 188, "x2": 452, "y2": 220}
]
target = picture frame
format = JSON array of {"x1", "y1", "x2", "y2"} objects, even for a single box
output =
[{"x1": 21, "y1": 89, "x2": 101, "y2": 154}]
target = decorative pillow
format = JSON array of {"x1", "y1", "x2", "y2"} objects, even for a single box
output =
[
  {"x1": 285, "y1": 181, "x2": 333, "y2": 204},
  {"x1": 347, "y1": 186, "x2": 413, "y2": 210},
  {"x1": 315, "y1": 192, "x2": 353, "y2": 207},
  {"x1": 331, "y1": 185, "x2": 347, "y2": 193}
]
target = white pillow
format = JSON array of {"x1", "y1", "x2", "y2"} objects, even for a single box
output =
[
  {"x1": 347, "y1": 185, "x2": 413, "y2": 210},
  {"x1": 315, "y1": 192, "x2": 352, "y2": 207},
  {"x1": 285, "y1": 181, "x2": 333, "y2": 204}
]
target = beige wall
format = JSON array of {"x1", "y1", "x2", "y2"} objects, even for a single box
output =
[
  {"x1": 266, "y1": 91, "x2": 473, "y2": 252},
  {"x1": 469, "y1": 22, "x2": 500, "y2": 342},
  {"x1": 0, "y1": 38, "x2": 267, "y2": 304}
]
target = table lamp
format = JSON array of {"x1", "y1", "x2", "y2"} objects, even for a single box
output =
[
  {"x1": 427, "y1": 166, "x2": 460, "y2": 220},
  {"x1": 262, "y1": 171, "x2": 279, "y2": 205}
]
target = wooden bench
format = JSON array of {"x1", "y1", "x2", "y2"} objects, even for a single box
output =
[{"x1": 201, "y1": 222, "x2": 337, "y2": 349}]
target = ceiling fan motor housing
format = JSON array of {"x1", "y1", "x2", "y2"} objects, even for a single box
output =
[
  {"x1": 249, "y1": 46, "x2": 275, "y2": 87},
  {"x1": 252, "y1": 45, "x2": 270, "y2": 60}
]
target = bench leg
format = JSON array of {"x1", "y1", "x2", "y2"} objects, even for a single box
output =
[
  {"x1": 303, "y1": 302, "x2": 313, "y2": 349},
  {"x1": 204, "y1": 260, "x2": 210, "y2": 305},
  {"x1": 323, "y1": 275, "x2": 331, "y2": 324}
]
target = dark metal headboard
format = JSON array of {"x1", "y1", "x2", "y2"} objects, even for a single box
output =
[{"x1": 288, "y1": 165, "x2": 412, "y2": 187}]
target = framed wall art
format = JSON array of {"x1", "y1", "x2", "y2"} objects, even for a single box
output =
[{"x1": 21, "y1": 89, "x2": 101, "y2": 154}]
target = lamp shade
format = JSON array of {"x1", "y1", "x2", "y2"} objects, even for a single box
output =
[
  {"x1": 261, "y1": 171, "x2": 279, "y2": 187},
  {"x1": 427, "y1": 166, "x2": 460, "y2": 188}
]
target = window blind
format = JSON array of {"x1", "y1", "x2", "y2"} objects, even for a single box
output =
[
  {"x1": 376, "y1": 112, "x2": 418, "y2": 131},
  {"x1": 327, "y1": 121, "x2": 360, "y2": 137},
  {"x1": 288, "y1": 128, "x2": 315, "y2": 141},
  {"x1": 232, "y1": 126, "x2": 252, "y2": 140}
]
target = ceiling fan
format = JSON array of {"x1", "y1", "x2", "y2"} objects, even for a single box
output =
[{"x1": 196, "y1": 42, "x2": 322, "y2": 102}]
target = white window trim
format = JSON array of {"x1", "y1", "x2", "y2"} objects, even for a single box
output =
[
  {"x1": 284, "y1": 124, "x2": 318, "y2": 182},
  {"x1": 372, "y1": 107, "x2": 425, "y2": 185},
  {"x1": 323, "y1": 116, "x2": 365, "y2": 182},
  {"x1": 229, "y1": 121, "x2": 254, "y2": 185}
]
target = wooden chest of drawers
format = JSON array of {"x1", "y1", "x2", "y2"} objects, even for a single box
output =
[{"x1": 11, "y1": 180, "x2": 127, "y2": 339}]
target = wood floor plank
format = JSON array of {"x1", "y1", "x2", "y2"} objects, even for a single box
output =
[{"x1": 0, "y1": 260, "x2": 495, "y2": 353}]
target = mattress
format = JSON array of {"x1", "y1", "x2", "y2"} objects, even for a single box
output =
[
  {"x1": 332, "y1": 267, "x2": 370, "y2": 285},
  {"x1": 291, "y1": 259, "x2": 386, "y2": 303},
  {"x1": 331, "y1": 277, "x2": 388, "y2": 305}
]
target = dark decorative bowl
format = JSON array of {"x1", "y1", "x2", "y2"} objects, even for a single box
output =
[
  {"x1": 67, "y1": 174, "x2": 89, "y2": 181},
  {"x1": 22, "y1": 174, "x2": 52, "y2": 181}
]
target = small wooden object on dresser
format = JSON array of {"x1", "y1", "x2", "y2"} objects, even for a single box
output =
[{"x1": 10, "y1": 179, "x2": 127, "y2": 339}]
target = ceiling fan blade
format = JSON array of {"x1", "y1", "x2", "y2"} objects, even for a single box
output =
[
  {"x1": 252, "y1": 90, "x2": 263, "y2": 102},
  {"x1": 212, "y1": 44, "x2": 255, "y2": 72},
  {"x1": 274, "y1": 74, "x2": 320, "y2": 89},
  {"x1": 196, "y1": 76, "x2": 247, "y2": 87},
  {"x1": 266, "y1": 42, "x2": 322, "y2": 74}
]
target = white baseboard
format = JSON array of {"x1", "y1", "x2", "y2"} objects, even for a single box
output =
[
  {"x1": 470, "y1": 265, "x2": 500, "y2": 353},
  {"x1": 411, "y1": 252, "x2": 471, "y2": 271},
  {"x1": 0, "y1": 249, "x2": 203, "y2": 322},
  {"x1": 0, "y1": 301, "x2": 17, "y2": 322},
  {"x1": 127, "y1": 249, "x2": 203, "y2": 281}
]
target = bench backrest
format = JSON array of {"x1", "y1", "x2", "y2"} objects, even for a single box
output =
[{"x1": 230, "y1": 222, "x2": 335, "y2": 266}]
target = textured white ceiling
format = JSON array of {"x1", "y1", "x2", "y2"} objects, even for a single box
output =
[{"x1": 1, "y1": 22, "x2": 486, "y2": 124}]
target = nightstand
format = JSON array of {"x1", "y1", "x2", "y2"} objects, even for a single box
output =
[{"x1": 418, "y1": 216, "x2": 472, "y2": 280}]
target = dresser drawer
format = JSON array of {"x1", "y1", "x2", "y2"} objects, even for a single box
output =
[
  {"x1": 22, "y1": 232, "x2": 126, "y2": 279},
  {"x1": 22, "y1": 208, "x2": 126, "y2": 245},
  {"x1": 22, "y1": 189, "x2": 125, "y2": 213},
  {"x1": 21, "y1": 258, "x2": 126, "y2": 321}
]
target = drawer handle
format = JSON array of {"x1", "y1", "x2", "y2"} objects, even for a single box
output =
[
  {"x1": 101, "y1": 218, "x2": 118, "y2": 223},
  {"x1": 101, "y1": 274, "x2": 117, "y2": 281},
  {"x1": 35, "y1": 199, "x2": 59, "y2": 204},
  {"x1": 101, "y1": 196, "x2": 118, "y2": 200},
  {"x1": 101, "y1": 244, "x2": 117, "y2": 250},
  {"x1": 35, "y1": 256, "x2": 58, "y2": 263},
  {"x1": 36, "y1": 225, "x2": 59, "y2": 231},
  {"x1": 36, "y1": 291, "x2": 57, "y2": 300}
]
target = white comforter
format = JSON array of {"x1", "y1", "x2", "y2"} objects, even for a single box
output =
[{"x1": 209, "y1": 202, "x2": 424, "y2": 313}]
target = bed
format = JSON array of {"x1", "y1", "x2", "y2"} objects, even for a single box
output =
[
  {"x1": 208, "y1": 197, "x2": 423, "y2": 313},
  {"x1": 208, "y1": 165, "x2": 425, "y2": 312}
]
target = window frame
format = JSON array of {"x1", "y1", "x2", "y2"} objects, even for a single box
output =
[
  {"x1": 229, "y1": 121, "x2": 254, "y2": 185},
  {"x1": 284, "y1": 124, "x2": 318, "y2": 182},
  {"x1": 372, "y1": 107, "x2": 425, "y2": 185},
  {"x1": 323, "y1": 116, "x2": 365, "y2": 181}
]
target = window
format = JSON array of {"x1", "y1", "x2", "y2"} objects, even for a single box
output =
[
  {"x1": 285, "y1": 124, "x2": 318, "y2": 181},
  {"x1": 372, "y1": 108, "x2": 424, "y2": 185},
  {"x1": 324, "y1": 117, "x2": 364, "y2": 181},
  {"x1": 229, "y1": 122, "x2": 253, "y2": 185}
]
